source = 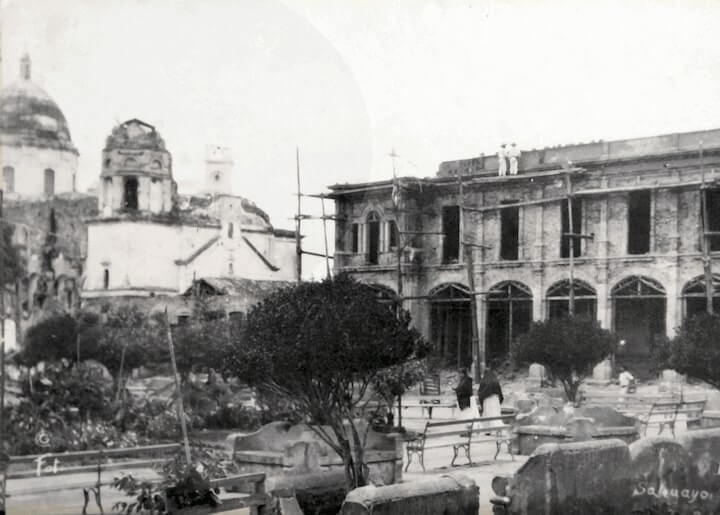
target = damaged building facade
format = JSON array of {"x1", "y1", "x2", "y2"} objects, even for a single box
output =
[
  {"x1": 81, "y1": 119, "x2": 297, "y2": 322},
  {"x1": 330, "y1": 129, "x2": 720, "y2": 367},
  {"x1": 0, "y1": 55, "x2": 92, "y2": 349},
  {"x1": 1, "y1": 56, "x2": 297, "y2": 347}
]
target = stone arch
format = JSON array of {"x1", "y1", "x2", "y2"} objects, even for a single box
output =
[
  {"x1": 486, "y1": 280, "x2": 533, "y2": 363},
  {"x1": 681, "y1": 274, "x2": 720, "y2": 319},
  {"x1": 429, "y1": 282, "x2": 472, "y2": 368},
  {"x1": 611, "y1": 275, "x2": 666, "y2": 358},
  {"x1": 546, "y1": 279, "x2": 597, "y2": 320}
]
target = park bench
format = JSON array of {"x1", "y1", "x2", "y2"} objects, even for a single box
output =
[
  {"x1": 399, "y1": 396, "x2": 457, "y2": 420},
  {"x1": 404, "y1": 414, "x2": 515, "y2": 472},
  {"x1": 581, "y1": 390, "x2": 677, "y2": 416},
  {"x1": 637, "y1": 399, "x2": 707, "y2": 437}
]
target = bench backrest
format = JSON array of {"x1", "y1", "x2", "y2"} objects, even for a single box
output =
[
  {"x1": 647, "y1": 401, "x2": 681, "y2": 422},
  {"x1": 420, "y1": 375, "x2": 442, "y2": 396},
  {"x1": 422, "y1": 415, "x2": 515, "y2": 440},
  {"x1": 678, "y1": 400, "x2": 707, "y2": 422}
]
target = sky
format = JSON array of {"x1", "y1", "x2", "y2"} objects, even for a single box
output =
[{"x1": 3, "y1": 0, "x2": 720, "y2": 279}]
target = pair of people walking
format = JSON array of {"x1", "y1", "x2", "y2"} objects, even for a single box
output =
[{"x1": 454, "y1": 366, "x2": 504, "y2": 421}]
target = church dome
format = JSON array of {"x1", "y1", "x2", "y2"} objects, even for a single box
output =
[{"x1": 0, "y1": 55, "x2": 77, "y2": 154}]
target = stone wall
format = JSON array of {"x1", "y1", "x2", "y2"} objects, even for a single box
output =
[
  {"x1": 334, "y1": 137, "x2": 720, "y2": 359},
  {"x1": 341, "y1": 474, "x2": 479, "y2": 515},
  {"x1": 493, "y1": 428, "x2": 720, "y2": 514},
  {"x1": 232, "y1": 421, "x2": 403, "y2": 487}
]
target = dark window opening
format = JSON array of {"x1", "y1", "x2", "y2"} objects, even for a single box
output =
[
  {"x1": 442, "y1": 206, "x2": 460, "y2": 264},
  {"x1": 228, "y1": 222, "x2": 234, "y2": 238},
  {"x1": 500, "y1": 201, "x2": 519, "y2": 261},
  {"x1": 628, "y1": 190, "x2": 651, "y2": 255},
  {"x1": 560, "y1": 198, "x2": 583, "y2": 258},
  {"x1": 705, "y1": 188, "x2": 720, "y2": 252},
  {"x1": 388, "y1": 221, "x2": 398, "y2": 250},
  {"x1": 103, "y1": 269, "x2": 109, "y2": 289},
  {"x1": 66, "y1": 289, "x2": 73, "y2": 309},
  {"x1": 177, "y1": 315, "x2": 190, "y2": 326},
  {"x1": 3, "y1": 167, "x2": 14, "y2": 193},
  {"x1": 351, "y1": 223, "x2": 360, "y2": 253},
  {"x1": 124, "y1": 177, "x2": 139, "y2": 210},
  {"x1": 44, "y1": 169, "x2": 55, "y2": 195},
  {"x1": 367, "y1": 212, "x2": 380, "y2": 264}
]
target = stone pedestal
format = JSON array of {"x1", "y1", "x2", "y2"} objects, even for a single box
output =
[
  {"x1": 527, "y1": 363, "x2": 546, "y2": 387},
  {"x1": 586, "y1": 359, "x2": 613, "y2": 386}
]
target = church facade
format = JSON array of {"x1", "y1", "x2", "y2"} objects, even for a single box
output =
[
  {"x1": 330, "y1": 129, "x2": 720, "y2": 368},
  {"x1": 1, "y1": 56, "x2": 297, "y2": 346},
  {"x1": 81, "y1": 119, "x2": 297, "y2": 319}
]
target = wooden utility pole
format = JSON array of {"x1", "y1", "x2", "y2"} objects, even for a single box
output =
[
  {"x1": 566, "y1": 174, "x2": 576, "y2": 316},
  {"x1": 295, "y1": 148, "x2": 302, "y2": 282},
  {"x1": 457, "y1": 174, "x2": 486, "y2": 382},
  {"x1": 390, "y1": 149, "x2": 404, "y2": 308},
  {"x1": 165, "y1": 308, "x2": 191, "y2": 466}
]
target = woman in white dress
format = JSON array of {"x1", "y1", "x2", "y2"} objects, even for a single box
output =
[
  {"x1": 477, "y1": 366, "x2": 504, "y2": 428},
  {"x1": 454, "y1": 368, "x2": 477, "y2": 420}
]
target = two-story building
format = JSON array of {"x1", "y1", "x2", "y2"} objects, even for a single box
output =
[{"x1": 330, "y1": 129, "x2": 720, "y2": 368}]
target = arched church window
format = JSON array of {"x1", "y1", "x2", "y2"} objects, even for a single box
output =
[
  {"x1": 103, "y1": 268, "x2": 110, "y2": 289},
  {"x1": 3, "y1": 167, "x2": 14, "y2": 193},
  {"x1": 44, "y1": 169, "x2": 55, "y2": 195},
  {"x1": 152, "y1": 160, "x2": 162, "y2": 169}
]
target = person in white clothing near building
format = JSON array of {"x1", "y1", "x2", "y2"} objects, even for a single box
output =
[
  {"x1": 507, "y1": 142, "x2": 521, "y2": 175},
  {"x1": 497, "y1": 144, "x2": 508, "y2": 176},
  {"x1": 618, "y1": 366, "x2": 636, "y2": 394}
]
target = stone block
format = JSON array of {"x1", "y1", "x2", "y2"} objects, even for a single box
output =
[
  {"x1": 503, "y1": 439, "x2": 632, "y2": 515},
  {"x1": 591, "y1": 359, "x2": 613, "y2": 382},
  {"x1": 661, "y1": 369, "x2": 686, "y2": 383},
  {"x1": 340, "y1": 474, "x2": 479, "y2": 515},
  {"x1": 528, "y1": 363, "x2": 546, "y2": 384}
]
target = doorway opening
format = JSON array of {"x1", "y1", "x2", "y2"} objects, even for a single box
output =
[
  {"x1": 430, "y1": 283, "x2": 472, "y2": 369},
  {"x1": 486, "y1": 281, "x2": 533, "y2": 364},
  {"x1": 611, "y1": 276, "x2": 666, "y2": 358},
  {"x1": 367, "y1": 212, "x2": 380, "y2": 265}
]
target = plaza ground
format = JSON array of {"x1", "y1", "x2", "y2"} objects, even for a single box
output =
[{"x1": 7, "y1": 372, "x2": 719, "y2": 514}]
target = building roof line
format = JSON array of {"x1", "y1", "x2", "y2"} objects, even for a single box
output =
[
  {"x1": 174, "y1": 235, "x2": 220, "y2": 265},
  {"x1": 242, "y1": 236, "x2": 280, "y2": 271}
]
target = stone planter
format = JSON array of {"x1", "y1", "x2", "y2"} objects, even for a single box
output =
[{"x1": 514, "y1": 405, "x2": 639, "y2": 455}]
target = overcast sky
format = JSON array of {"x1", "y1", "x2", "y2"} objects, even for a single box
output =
[{"x1": 3, "y1": 0, "x2": 720, "y2": 278}]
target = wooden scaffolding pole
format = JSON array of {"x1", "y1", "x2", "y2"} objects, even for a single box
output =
[
  {"x1": 321, "y1": 197, "x2": 331, "y2": 278},
  {"x1": 566, "y1": 174, "x2": 576, "y2": 316},
  {"x1": 295, "y1": 148, "x2": 302, "y2": 282},
  {"x1": 458, "y1": 173, "x2": 485, "y2": 381},
  {"x1": 700, "y1": 142, "x2": 714, "y2": 314},
  {"x1": 165, "y1": 307, "x2": 192, "y2": 466}
]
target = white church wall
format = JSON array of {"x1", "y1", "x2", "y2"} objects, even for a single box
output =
[{"x1": 0, "y1": 144, "x2": 77, "y2": 197}]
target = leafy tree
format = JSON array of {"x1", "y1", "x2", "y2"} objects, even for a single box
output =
[
  {"x1": 512, "y1": 316, "x2": 616, "y2": 403},
  {"x1": 170, "y1": 298, "x2": 234, "y2": 383},
  {"x1": 227, "y1": 274, "x2": 422, "y2": 489},
  {"x1": 17, "y1": 314, "x2": 78, "y2": 366},
  {"x1": 655, "y1": 313, "x2": 720, "y2": 389},
  {"x1": 91, "y1": 306, "x2": 163, "y2": 393}
]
